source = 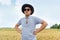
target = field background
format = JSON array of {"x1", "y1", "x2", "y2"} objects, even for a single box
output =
[{"x1": 0, "y1": 28, "x2": 60, "y2": 40}]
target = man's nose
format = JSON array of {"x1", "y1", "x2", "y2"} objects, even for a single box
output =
[{"x1": 25, "y1": 11, "x2": 28, "y2": 13}]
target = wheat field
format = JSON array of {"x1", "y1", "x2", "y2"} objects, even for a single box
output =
[{"x1": 0, "y1": 28, "x2": 60, "y2": 40}]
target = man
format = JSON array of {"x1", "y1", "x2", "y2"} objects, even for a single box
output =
[{"x1": 15, "y1": 4, "x2": 48, "y2": 40}]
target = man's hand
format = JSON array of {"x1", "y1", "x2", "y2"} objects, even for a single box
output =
[
  {"x1": 33, "y1": 31, "x2": 37, "y2": 35},
  {"x1": 33, "y1": 29, "x2": 40, "y2": 35},
  {"x1": 33, "y1": 20, "x2": 48, "y2": 35},
  {"x1": 15, "y1": 24, "x2": 22, "y2": 34},
  {"x1": 19, "y1": 30, "x2": 22, "y2": 34}
]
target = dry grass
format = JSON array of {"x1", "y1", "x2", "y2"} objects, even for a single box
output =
[
  {"x1": 0, "y1": 28, "x2": 60, "y2": 40},
  {"x1": 36, "y1": 29, "x2": 60, "y2": 40}
]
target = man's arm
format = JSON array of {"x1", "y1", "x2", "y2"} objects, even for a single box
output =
[
  {"x1": 33, "y1": 20, "x2": 48, "y2": 35},
  {"x1": 15, "y1": 24, "x2": 22, "y2": 34}
]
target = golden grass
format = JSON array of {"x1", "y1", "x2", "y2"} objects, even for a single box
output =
[
  {"x1": 0, "y1": 28, "x2": 60, "y2": 40},
  {"x1": 36, "y1": 29, "x2": 60, "y2": 40}
]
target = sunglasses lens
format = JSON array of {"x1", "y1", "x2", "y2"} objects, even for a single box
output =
[
  {"x1": 24, "y1": 9, "x2": 26, "y2": 11},
  {"x1": 24, "y1": 9, "x2": 30, "y2": 11}
]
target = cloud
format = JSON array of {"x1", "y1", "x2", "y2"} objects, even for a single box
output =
[
  {"x1": 0, "y1": 0, "x2": 25, "y2": 28},
  {"x1": 0, "y1": 0, "x2": 11, "y2": 5},
  {"x1": 0, "y1": 9, "x2": 3, "y2": 26}
]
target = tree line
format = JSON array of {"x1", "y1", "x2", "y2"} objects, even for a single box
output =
[{"x1": 50, "y1": 24, "x2": 60, "y2": 29}]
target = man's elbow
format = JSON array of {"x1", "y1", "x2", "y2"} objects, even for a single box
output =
[
  {"x1": 45, "y1": 21, "x2": 48, "y2": 25},
  {"x1": 42, "y1": 20, "x2": 48, "y2": 27},
  {"x1": 15, "y1": 25, "x2": 17, "y2": 29},
  {"x1": 44, "y1": 22, "x2": 48, "y2": 27},
  {"x1": 42, "y1": 20, "x2": 48, "y2": 26},
  {"x1": 15, "y1": 24, "x2": 19, "y2": 28}
]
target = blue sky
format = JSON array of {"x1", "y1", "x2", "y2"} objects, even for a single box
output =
[{"x1": 0, "y1": 0, "x2": 60, "y2": 28}]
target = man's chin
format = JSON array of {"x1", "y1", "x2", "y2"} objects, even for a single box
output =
[{"x1": 25, "y1": 15, "x2": 30, "y2": 16}]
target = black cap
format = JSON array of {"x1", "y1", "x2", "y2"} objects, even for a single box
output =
[{"x1": 21, "y1": 4, "x2": 34, "y2": 15}]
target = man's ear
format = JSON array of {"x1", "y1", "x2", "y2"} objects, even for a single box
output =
[{"x1": 31, "y1": 12, "x2": 32, "y2": 15}]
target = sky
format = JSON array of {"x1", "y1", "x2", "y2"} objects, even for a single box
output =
[{"x1": 0, "y1": 0, "x2": 60, "y2": 28}]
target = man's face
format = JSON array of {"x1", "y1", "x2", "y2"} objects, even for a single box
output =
[{"x1": 24, "y1": 7, "x2": 31, "y2": 16}]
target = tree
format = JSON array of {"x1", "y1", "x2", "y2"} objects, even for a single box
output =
[
  {"x1": 57, "y1": 24, "x2": 60, "y2": 29},
  {"x1": 50, "y1": 24, "x2": 59, "y2": 29}
]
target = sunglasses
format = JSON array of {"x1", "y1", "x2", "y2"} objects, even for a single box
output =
[{"x1": 24, "y1": 9, "x2": 30, "y2": 11}]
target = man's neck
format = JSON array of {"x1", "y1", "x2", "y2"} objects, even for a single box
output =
[{"x1": 25, "y1": 15, "x2": 30, "y2": 18}]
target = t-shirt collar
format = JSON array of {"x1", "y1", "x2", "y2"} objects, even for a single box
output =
[{"x1": 25, "y1": 15, "x2": 31, "y2": 19}]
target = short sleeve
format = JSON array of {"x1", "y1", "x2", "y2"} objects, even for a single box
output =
[
  {"x1": 17, "y1": 18, "x2": 22, "y2": 25},
  {"x1": 34, "y1": 17, "x2": 43, "y2": 24}
]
